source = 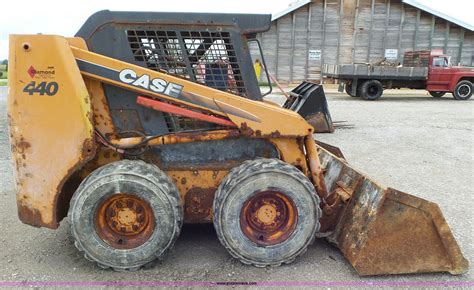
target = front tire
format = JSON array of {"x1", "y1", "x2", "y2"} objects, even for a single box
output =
[
  {"x1": 429, "y1": 91, "x2": 446, "y2": 98},
  {"x1": 453, "y1": 80, "x2": 473, "y2": 100},
  {"x1": 359, "y1": 80, "x2": 383, "y2": 100},
  {"x1": 68, "y1": 160, "x2": 183, "y2": 271},
  {"x1": 213, "y1": 158, "x2": 321, "y2": 267}
]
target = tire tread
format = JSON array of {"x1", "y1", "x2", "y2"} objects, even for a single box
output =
[
  {"x1": 213, "y1": 158, "x2": 321, "y2": 267},
  {"x1": 68, "y1": 159, "x2": 182, "y2": 271}
]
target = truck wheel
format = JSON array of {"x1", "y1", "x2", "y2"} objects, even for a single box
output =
[
  {"x1": 429, "y1": 91, "x2": 446, "y2": 98},
  {"x1": 68, "y1": 160, "x2": 183, "y2": 271},
  {"x1": 213, "y1": 158, "x2": 321, "y2": 267},
  {"x1": 345, "y1": 83, "x2": 359, "y2": 97},
  {"x1": 453, "y1": 80, "x2": 473, "y2": 100},
  {"x1": 359, "y1": 80, "x2": 383, "y2": 100}
]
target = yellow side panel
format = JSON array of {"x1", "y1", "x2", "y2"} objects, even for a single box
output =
[{"x1": 8, "y1": 35, "x2": 95, "y2": 228}]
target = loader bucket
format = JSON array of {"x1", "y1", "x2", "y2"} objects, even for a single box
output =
[
  {"x1": 317, "y1": 146, "x2": 469, "y2": 275},
  {"x1": 283, "y1": 82, "x2": 334, "y2": 133}
]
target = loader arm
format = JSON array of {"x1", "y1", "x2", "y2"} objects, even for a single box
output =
[{"x1": 71, "y1": 46, "x2": 313, "y2": 138}]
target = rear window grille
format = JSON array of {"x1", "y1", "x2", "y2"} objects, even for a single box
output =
[
  {"x1": 163, "y1": 114, "x2": 223, "y2": 133},
  {"x1": 127, "y1": 30, "x2": 242, "y2": 133},
  {"x1": 127, "y1": 30, "x2": 245, "y2": 97}
]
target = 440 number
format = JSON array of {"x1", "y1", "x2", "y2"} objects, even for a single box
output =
[{"x1": 23, "y1": 81, "x2": 59, "y2": 96}]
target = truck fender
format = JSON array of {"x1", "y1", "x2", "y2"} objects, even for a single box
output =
[{"x1": 448, "y1": 74, "x2": 472, "y2": 92}]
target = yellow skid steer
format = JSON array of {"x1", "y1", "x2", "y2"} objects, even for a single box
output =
[{"x1": 7, "y1": 11, "x2": 467, "y2": 275}]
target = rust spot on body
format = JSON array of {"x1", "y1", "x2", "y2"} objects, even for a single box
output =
[
  {"x1": 239, "y1": 122, "x2": 254, "y2": 137},
  {"x1": 268, "y1": 130, "x2": 281, "y2": 138},
  {"x1": 81, "y1": 138, "x2": 96, "y2": 158},
  {"x1": 184, "y1": 187, "x2": 215, "y2": 223},
  {"x1": 15, "y1": 138, "x2": 31, "y2": 153},
  {"x1": 17, "y1": 202, "x2": 44, "y2": 228}
]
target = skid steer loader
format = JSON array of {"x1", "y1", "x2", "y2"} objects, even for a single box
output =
[{"x1": 7, "y1": 11, "x2": 468, "y2": 275}]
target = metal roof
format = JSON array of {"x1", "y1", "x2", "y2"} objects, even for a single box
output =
[
  {"x1": 271, "y1": 0, "x2": 473, "y2": 31},
  {"x1": 402, "y1": 0, "x2": 473, "y2": 31},
  {"x1": 271, "y1": 0, "x2": 311, "y2": 21}
]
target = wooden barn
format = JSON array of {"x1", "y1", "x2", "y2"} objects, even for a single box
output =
[{"x1": 252, "y1": 0, "x2": 474, "y2": 84}]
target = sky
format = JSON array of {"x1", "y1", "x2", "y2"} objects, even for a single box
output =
[{"x1": 0, "y1": 0, "x2": 472, "y2": 60}]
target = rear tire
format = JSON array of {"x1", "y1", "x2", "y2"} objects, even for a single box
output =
[
  {"x1": 453, "y1": 80, "x2": 473, "y2": 100},
  {"x1": 213, "y1": 158, "x2": 321, "y2": 267},
  {"x1": 429, "y1": 91, "x2": 446, "y2": 98},
  {"x1": 359, "y1": 80, "x2": 383, "y2": 100},
  {"x1": 68, "y1": 160, "x2": 183, "y2": 271},
  {"x1": 345, "y1": 83, "x2": 359, "y2": 97}
]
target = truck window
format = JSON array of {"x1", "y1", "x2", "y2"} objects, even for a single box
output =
[{"x1": 432, "y1": 57, "x2": 448, "y2": 67}]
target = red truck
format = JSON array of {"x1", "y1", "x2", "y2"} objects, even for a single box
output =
[{"x1": 324, "y1": 50, "x2": 474, "y2": 100}]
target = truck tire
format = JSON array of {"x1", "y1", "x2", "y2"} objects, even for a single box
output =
[
  {"x1": 345, "y1": 82, "x2": 359, "y2": 97},
  {"x1": 453, "y1": 80, "x2": 473, "y2": 100},
  {"x1": 359, "y1": 80, "x2": 383, "y2": 100},
  {"x1": 429, "y1": 91, "x2": 446, "y2": 98},
  {"x1": 68, "y1": 160, "x2": 183, "y2": 271},
  {"x1": 213, "y1": 158, "x2": 321, "y2": 267}
]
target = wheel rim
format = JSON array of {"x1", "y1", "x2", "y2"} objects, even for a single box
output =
[
  {"x1": 94, "y1": 193, "x2": 155, "y2": 249},
  {"x1": 457, "y1": 84, "x2": 471, "y2": 98},
  {"x1": 240, "y1": 191, "x2": 298, "y2": 246},
  {"x1": 368, "y1": 85, "x2": 379, "y2": 97}
]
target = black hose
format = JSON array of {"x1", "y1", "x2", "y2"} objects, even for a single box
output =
[{"x1": 94, "y1": 129, "x2": 154, "y2": 156}]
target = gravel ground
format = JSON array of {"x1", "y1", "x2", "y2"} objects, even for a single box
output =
[{"x1": 0, "y1": 86, "x2": 472, "y2": 286}]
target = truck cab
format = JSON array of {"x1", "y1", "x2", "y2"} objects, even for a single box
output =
[{"x1": 427, "y1": 52, "x2": 474, "y2": 100}]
